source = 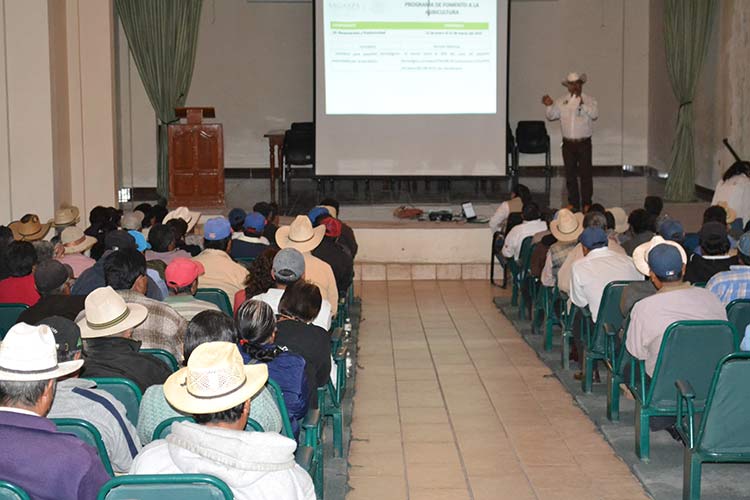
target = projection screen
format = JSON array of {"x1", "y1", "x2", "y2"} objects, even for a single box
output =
[{"x1": 315, "y1": 0, "x2": 509, "y2": 177}]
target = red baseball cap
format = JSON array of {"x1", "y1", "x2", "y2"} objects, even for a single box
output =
[
  {"x1": 165, "y1": 258, "x2": 205, "y2": 289},
  {"x1": 321, "y1": 217, "x2": 342, "y2": 238}
]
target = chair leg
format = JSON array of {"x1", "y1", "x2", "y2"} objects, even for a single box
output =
[
  {"x1": 683, "y1": 449, "x2": 702, "y2": 500},
  {"x1": 518, "y1": 282, "x2": 526, "y2": 320},
  {"x1": 582, "y1": 350, "x2": 593, "y2": 393},
  {"x1": 511, "y1": 278, "x2": 519, "y2": 306},
  {"x1": 561, "y1": 328, "x2": 570, "y2": 370},
  {"x1": 607, "y1": 370, "x2": 621, "y2": 422},
  {"x1": 635, "y1": 403, "x2": 650, "y2": 461},
  {"x1": 332, "y1": 409, "x2": 343, "y2": 457}
]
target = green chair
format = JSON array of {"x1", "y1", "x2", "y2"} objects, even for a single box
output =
[
  {"x1": 265, "y1": 378, "x2": 296, "y2": 440},
  {"x1": 195, "y1": 288, "x2": 233, "y2": 317},
  {"x1": 153, "y1": 416, "x2": 263, "y2": 441},
  {"x1": 318, "y1": 345, "x2": 348, "y2": 458},
  {"x1": 235, "y1": 256, "x2": 256, "y2": 265},
  {"x1": 97, "y1": 474, "x2": 232, "y2": 500},
  {"x1": 52, "y1": 418, "x2": 114, "y2": 476},
  {"x1": 604, "y1": 316, "x2": 631, "y2": 422},
  {"x1": 676, "y1": 352, "x2": 750, "y2": 500},
  {"x1": 0, "y1": 481, "x2": 30, "y2": 500},
  {"x1": 623, "y1": 320, "x2": 738, "y2": 461},
  {"x1": 507, "y1": 237, "x2": 534, "y2": 316},
  {"x1": 726, "y1": 298, "x2": 750, "y2": 337},
  {"x1": 692, "y1": 282, "x2": 707, "y2": 288},
  {"x1": 141, "y1": 348, "x2": 180, "y2": 372},
  {"x1": 0, "y1": 303, "x2": 28, "y2": 340},
  {"x1": 85, "y1": 377, "x2": 142, "y2": 427},
  {"x1": 559, "y1": 296, "x2": 586, "y2": 371}
]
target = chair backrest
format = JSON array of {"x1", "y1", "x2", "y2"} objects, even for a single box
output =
[
  {"x1": 506, "y1": 122, "x2": 515, "y2": 154},
  {"x1": 85, "y1": 377, "x2": 143, "y2": 427},
  {"x1": 726, "y1": 299, "x2": 750, "y2": 338},
  {"x1": 266, "y1": 378, "x2": 296, "y2": 439},
  {"x1": 519, "y1": 238, "x2": 535, "y2": 270},
  {"x1": 0, "y1": 481, "x2": 30, "y2": 500},
  {"x1": 98, "y1": 474, "x2": 232, "y2": 500},
  {"x1": 648, "y1": 320, "x2": 738, "y2": 408},
  {"x1": 0, "y1": 303, "x2": 28, "y2": 340},
  {"x1": 152, "y1": 416, "x2": 194, "y2": 441},
  {"x1": 697, "y1": 353, "x2": 750, "y2": 454},
  {"x1": 52, "y1": 418, "x2": 114, "y2": 476},
  {"x1": 194, "y1": 288, "x2": 233, "y2": 316},
  {"x1": 283, "y1": 128, "x2": 314, "y2": 166},
  {"x1": 290, "y1": 121, "x2": 313, "y2": 132},
  {"x1": 591, "y1": 281, "x2": 633, "y2": 352},
  {"x1": 141, "y1": 348, "x2": 179, "y2": 373},
  {"x1": 515, "y1": 121, "x2": 549, "y2": 154}
]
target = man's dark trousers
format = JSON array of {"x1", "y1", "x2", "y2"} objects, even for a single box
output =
[{"x1": 562, "y1": 137, "x2": 593, "y2": 209}]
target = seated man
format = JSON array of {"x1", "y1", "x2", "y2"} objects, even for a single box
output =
[
  {"x1": 103, "y1": 249, "x2": 187, "y2": 360},
  {"x1": 312, "y1": 216, "x2": 354, "y2": 295},
  {"x1": 192, "y1": 217, "x2": 249, "y2": 299},
  {"x1": 685, "y1": 221, "x2": 738, "y2": 284},
  {"x1": 43, "y1": 316, "x2": 142, "y2": 473},
  {"x1": 0, "y1": 322, "x2": 110, "y2": 499},
  {"x1": 489, "y1": 184, "x2": 529, "y2": 235},
  {"x1": 227, "y1": 208, "x2": 247, "y2": 239},
  {"x1": 230, "y1": 212, "x2": 270, "y2": 260},
  {"x1": 0, "y1": 240, "x2": 39, "y2": 306},
  {"x1": 17, "y1": 260, "x2": 85, "y2": 324},
  {"x1": 319, "y1": 198, "x2": 357, "y2": 259},
  {"x1": 706, "y1": 231, "x2": 750, "y2": 306},
  {"x1": 254, "y1": 201, "x2": 281, "y2": 247},
  {"x1": 130, "y1": 342, "x2": 315, "y2": 500},
  {"x1": 626, "y1": 243, "x2": 727, "y2": 377},
  {"x1": 621, "y1": 208, "x2": 656, "y2": 256},
  {"x1": 164, "y1": 258, "x2": 220, "y2": 320},
  {"x1": 501, "y1": 201, "x2": 548, "y2": 261},
  {"x1": 541, "y1": 208, "x2": 583, "y2": 288},
  {"x1": 145, "y1": 224, "x2": 191, "y2": 265},
  {"x1": 79, "y1": 286, "x2": 172, "y2": 392},
  {"x1": 57, "y1": 226, "x2": 96, "y2": 278}
]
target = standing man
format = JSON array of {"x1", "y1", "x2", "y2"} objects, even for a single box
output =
[{"x1": 542, "y1": 72, "x2": 598, "y2": 212}]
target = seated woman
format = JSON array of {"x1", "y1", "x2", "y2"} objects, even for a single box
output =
[
  {"x1": 236, "y1": 299, "x2": 309, "y2": 437},
  {"x1": 137, "y1": 310, "x2": 282, "y2": 445},
  {"x1": 713, "y1": 160, "x2": 750, "y2": 229},
  {"x1": 685, "y1": 221, "x2": 738, "y2": 284},
  {"x1": 233, "y1": 247, "x2": 279, "y2": 313}
]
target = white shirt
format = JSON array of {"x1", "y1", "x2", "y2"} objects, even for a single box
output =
[
  {"x1": 712, "y1": 175, "x2": 750, "y2": 226},
  {"x1": 546, "y1": 93, "x2": 598, "y2": 140},
  {"x1": 501, "y1": 219, "x2": 548, "y2": 260},
  {"x1": 488, "y1": 197, "x2": 523, "y2": 234},
  {"x1": 569, "y1": 247, "x2": 642, "y2": 322},
  {"x1": 252, "y1": 288, "x2": 332, "y2": 331}
]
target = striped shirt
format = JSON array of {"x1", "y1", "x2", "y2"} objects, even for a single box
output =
[
  {"x1": 165, "y1": 295, "x2": 220, "y2": 321},
  {"x1": 706, "y1": 265, "x2": 750, "y2": 306}
]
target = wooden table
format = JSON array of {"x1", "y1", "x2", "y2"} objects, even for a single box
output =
[{"x1": 263, "y1": 130, "x2": 285, "y2": 204}]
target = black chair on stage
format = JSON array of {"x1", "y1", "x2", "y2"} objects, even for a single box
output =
[
  {"x1": 514, "y1": 121, "x2": 552, "y2": 198},
  {"x1": 282, "y1": 122, "x2": 315, "y2": 202},
  {"x1": 507, "y1": 122, "x2": 517, "y2": 189}
]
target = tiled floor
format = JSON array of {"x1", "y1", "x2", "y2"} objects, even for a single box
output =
[{"x1": 347, "y1": 280, "x2": 651, "y2": 500}]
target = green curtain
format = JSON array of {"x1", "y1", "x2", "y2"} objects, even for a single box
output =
[
  {"x1": 663, "y1": 0, "x2": 716, "y2": 201},
  {"x1": 115, "y1": 0, "x2": 203, "y2": 199}
]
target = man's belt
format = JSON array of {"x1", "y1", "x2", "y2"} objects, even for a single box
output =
[{"x1": 562, "y1": 137, "x2": 591, "y2": 143}]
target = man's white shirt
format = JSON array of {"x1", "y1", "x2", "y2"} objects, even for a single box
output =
[{"x1": 546, "y1": 93, "x2": 598, "y2": 140}]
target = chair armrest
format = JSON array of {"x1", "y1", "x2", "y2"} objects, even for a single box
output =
[
  {"x1": 603, "y1": 323, "x2": 616, "y2": 336},
  {"x1": 334, "y1": 345, "x2": 348, "y2": 362},
  {"x1": 675, "y1": 379, "x2": 697, "y2": 448},
  {"x1": 294, "y1": 445, "x2": 314, "y2": 471},
  {"x1": 676, "y1": 379, "x2": 696, "y2": 399},
  {"x1": 302, "y1": 408, "x2": 321, "y2": 430}
]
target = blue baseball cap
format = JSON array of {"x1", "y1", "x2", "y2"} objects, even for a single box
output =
[
  {"x1": 659, "y1": 219, "x2": 685, "y2": 242},
  {"x1": 579, "y1": 227, "x2": 608, "y2": 250},
  {"x1": 227, "y1": 208, "x2": 246, "y2": 228},
  {"x1": 647, "y1": 243, "x2": 683, "y2": 279},
  {"x1": 308, "y1": 206, "x2": 330, "y2": 224},
  {"x1": 739, "y1": 231, "x2": 750, "y2": 257},
  {"x1": 203, "y1": 217, "x2": 231, "y2": 241},
  {"x1": 127, "y1": 230, "x2": 151, "y2": 252},
  {"x1": 243, "y1": 212, "x2": 266, "y2": 233}
]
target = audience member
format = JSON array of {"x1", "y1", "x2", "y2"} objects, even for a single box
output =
[
  {"x1": 276, "y1": 216, "x2": 339, "y2": 316},
  {"x1": 32, "y1": 240, "x2": 56, "y2": 263},
  {"x1": 231, "y1": 212, "x2": 270, "y2": 260},
  {"x1": 193, "y1": 217, "x2": 249, "y2": 299},
  {"x1": 621, "y1": 208, "x2": 655, "y2": 256},
  {"x1": 136, "y1": 310, "x2": 282, "y2": 445},
  {"x1": 52, "y1": 206, "x2": 81, "y2": 235},
  {"x1": 233, "y1": 247, "x2": 279, "y2": 312},
  {"x1": 130, "y1": 341, "x2": 315, "y2": 500},
  {"x1": 145, "y1": 224, "x2": 191, "y2": 265},
  {"x1": 162, "y1": 206, "x2": 200, "y2": 235},
  {"x1": 319, "y1": 198, "x2": 358, "y2": 259},
  {"x1": 0, "y1": 240, "x2": 40, "y2": 306},
  {"x1": 658, "y1": 219, "x2": 685, "y2": 244},
  {"x1": 644, "y1": 196, "x2": 663, "y2": 220},
  {"x1": 228, "y1": 208, "x2": 247, "y2": 239},
  {"x1": 312, "y1": 216, "x2": 354, "y2": 295},
  {"x1": 0, "y1": 225, "x2": 14, "y2": 280},
  {"x1": 166, "y1": 217, "x2": 201, "y2": 257},
  {"x1": 103, "y1": 248, "x2": 186, "y2": 360},
  {"x1": 607, "y1": 206, "x2": 630, "y2": 235},
  {"x1": 133, "y1": 203, "x2": 152, "y2": 227},
  {"x1": 685, "y1": 221, "x2": 738, "y2": 284},
  {"x1": 712, "y1": 160, "x2": 750, "y2": 228},
  {"x1": 706, "y1": 231, "x2": 750, "y2": 306},
  {"x1": 58, "y1": 226, "x2": 96, "y2": 277},
  {"x1": 43, "y1": 316, "x2": 141, "y2": 473},
  {"x1": 0, "y1": 322, "x2": 110, "y2": 499},
  {"x1": 164, "y1": 258, "x2": 220, "y2": 320},
  {"x1": 78, "y1": 286, "x2": 172, "y2": 392},
  {"x1": 17, "y1": 260, "x2": 84, "y2": 324},
  {"x1": 254, "y1": 201, "x2": 280, "y2": 246},
  {"x1": 502, "y1": 201, "x2": 547, "y2": 261},
  {"x1": 9, "y1": 213, "x2": 52, "y2": 242},
  {"x1": 541, "y1": 209, "x2": 583, "y2": 287},
  {"x1": 120, "y1": 210, "x2": 145, "y2": 231}
]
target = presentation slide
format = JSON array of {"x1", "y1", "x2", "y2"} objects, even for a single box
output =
[{"x1": 324, "y1": 1, "x2": 497, "y2": 115}]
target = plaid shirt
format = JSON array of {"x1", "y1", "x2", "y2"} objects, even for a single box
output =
[
  {"x1": 549, "y1": 240, "x2": 577, "y2": 277},
  {"x1": 706, "y1": 265, "x2": 750, "y2": 306},
  {"x1": 118, "y1": 290, "x2": 187, "y2": 362}
]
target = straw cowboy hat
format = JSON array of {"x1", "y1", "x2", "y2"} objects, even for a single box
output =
[
  {"x1": 53, "y1": 206, "x2": 80, "y2": 228},
  {"x1": 549, "y1": 209, "x2": 584, "y2": 242},
  {"x1": 632, "y1": 235, "x2": 687, "y2": 276},
  {"x1": 163, "y1": 206, "x2": 202, "y2": 233},
  {"x1": 562, "y1": 72, "x2": 587, "y2": 85},
  {"x1": 0, "y1": 323, "x2": 83, "y2": 381},
  {"x1": 60, "y1": 226, "x2": 97, "y2": 254},
  {"x1": 77, "y1": 286, "x2": 148, "y2": 339},
  {"x1": 607, "y1": 207, "x2": 630, "y2": 234},
  {"x1": 716, "y1": 201, "x2": 737, "y2": 224},
  {"x1": 164, "y1": 342, "x2": 268, "y2": 414},
  {"x1": 9, "y1": 214, "x2": 52, "y2": 241},
  {"x1": 276, "y1": 215, "x2": 325, "y2": 253}
]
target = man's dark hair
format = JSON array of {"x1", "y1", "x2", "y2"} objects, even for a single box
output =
[
  {"x1": 319, "y1": 198, "x2": 340, "y2": 213},
  {"x1": 148, "y1": 224, "x2": 175, "y2": 253},
  {"x1": 583, "y1": 211, "x2": 607, "y2": 229},
  {"x1": 513, "y1": 185, "x2": 531, "y2": 204},
  {"x1": 193, "y1": 400, "x2": 246, "y2": 425},
  {"x1": 604, "y1": 211, "x2": 616, "y2": 231},
  {"x1": 628, "y1": 209, "x2": 653, "y2": 234},
  {"x1": 253, "y1": 202, "x2": 279, "y2": 220},
  {"x1": 644, "y1": 196, "x2": 663, "y2": 217},
  {"x1": 150, "y1": 205, "x2": 169, "y2": 225},
  {"x1": 184, "y1": 310, "x2": 237, "y2": 363},
  {"x1": 103, "y1": 248, "x2": 147, "y2": 290},
  {"x1": 0, "y1": 379, "x2": 51, "y2": 407},
  {"x1": 88, "y1": 206, "x2": 107, "y2": 225},
  {"x1": 166, "y1": 218, "x2": 188, "y2": 241},
  {"x1": 703, "y1": 205, "x2": 727, "y2": 225},
  {"x1": 522, "y1": 201, "x2": 541, "y2": 221},
  {"x1": 589, "y1": 203, "x2": 606, "y2": 214},
  {"x1": 6, "y1": 241, "x2": 38, "y2": 277},
  {"x1": 722, "y1": 160, "x2": 750, "y2": 182},
  {"x1": 203, "y1": 237, "x2": 231, "y2": 252},
  {"x1": 279, "y1": 280, "x2": 322, "y2": 323},
  {"x1": 32, "y1": 241, "x2": 55, "y2": 263},
  {"x1": 0, "y1": 226, "x2": 14, "y2": 247}
]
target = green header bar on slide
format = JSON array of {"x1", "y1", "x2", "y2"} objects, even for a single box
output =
[{"x1": 330, "y1": 21, "x2": 489, "y2": 30}]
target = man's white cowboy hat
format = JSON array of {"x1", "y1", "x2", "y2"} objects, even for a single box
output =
[
  {"x1": 53, "y1": 206, "x2": 80, "y2": 228},
  {"x1": 562, "y1": 72, "x2": 587, "y2": 85},
  {"x1": 60, "y1": 226, "x2": 97, "y2": 255},
  {"x1": 163, "y1": 207, "x2": 202, "y2": 233},
  {"x1": 164, "y1": 342, "x2": 268, "y2": 414},
  {"x1": 632, "y1": 235, "x2": 687, "y2": 276},
  {"x1": 0, "y1": 323, "x2": 83, "y2": 381},
  {"x1": 77, "y1": 286, "x2": 148, "y2": 339},
  {"x1": 607, "y1": 207, "x2": 630, "y2": 234},
  {"x1": 275, "y1": 215, "x2": 326, "y2": 253},
  {"x1": 549, "y1": 209, "x2": 584, "y2": 242}
]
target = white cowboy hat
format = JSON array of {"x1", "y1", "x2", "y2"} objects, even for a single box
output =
[
  {"x1": 163, "y1": 207, "x2": 202, "y2": 233},
  {"x1": 0, "y1": 323, "x2": 83, "y2": 381},
  {"x1": 53, "y1": 206, "x2": 80, "y2": 228},
  {"x1": 632, "y1": 235, "x2": 687, "y2": 276},
  {"x1": 550, "y1": 209, "x2": 584, "y2": 242},
  {"x1": 121, "y1": 211, "x2": 145, "y2": 231},
  {"x1": 164, "y1": 342, "x2": 268, "y2": 414},
  {"x1": 275, "y1": 215, "x2": 326, "y2": 253},
  {"x1": 77, "y1": 286, "x2": 148, "y2": 339},
  {"x1": 60, "y1": 226, "x2": 97, "y2": 254},
  {"x1": 607, "y1": 207, "x2": 630, "y2": 234},
  {"x1": 562, "y1": 72, "x2": 587, "y2": 85}
]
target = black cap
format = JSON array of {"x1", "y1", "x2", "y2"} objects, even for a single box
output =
[
  {"x1": 34, "y1": 260, "x2": 72, "y2": 293},
  {"x1": 37, "y1": 316, "x2": 82, "y2": 361},
  {"x1": 105, "y1": 230, "x2": 136, "y2": 251}
]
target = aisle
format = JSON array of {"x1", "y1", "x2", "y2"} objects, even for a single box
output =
[{"x1": 347, "y1": 280, "x2": 650, "y2": 500}]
